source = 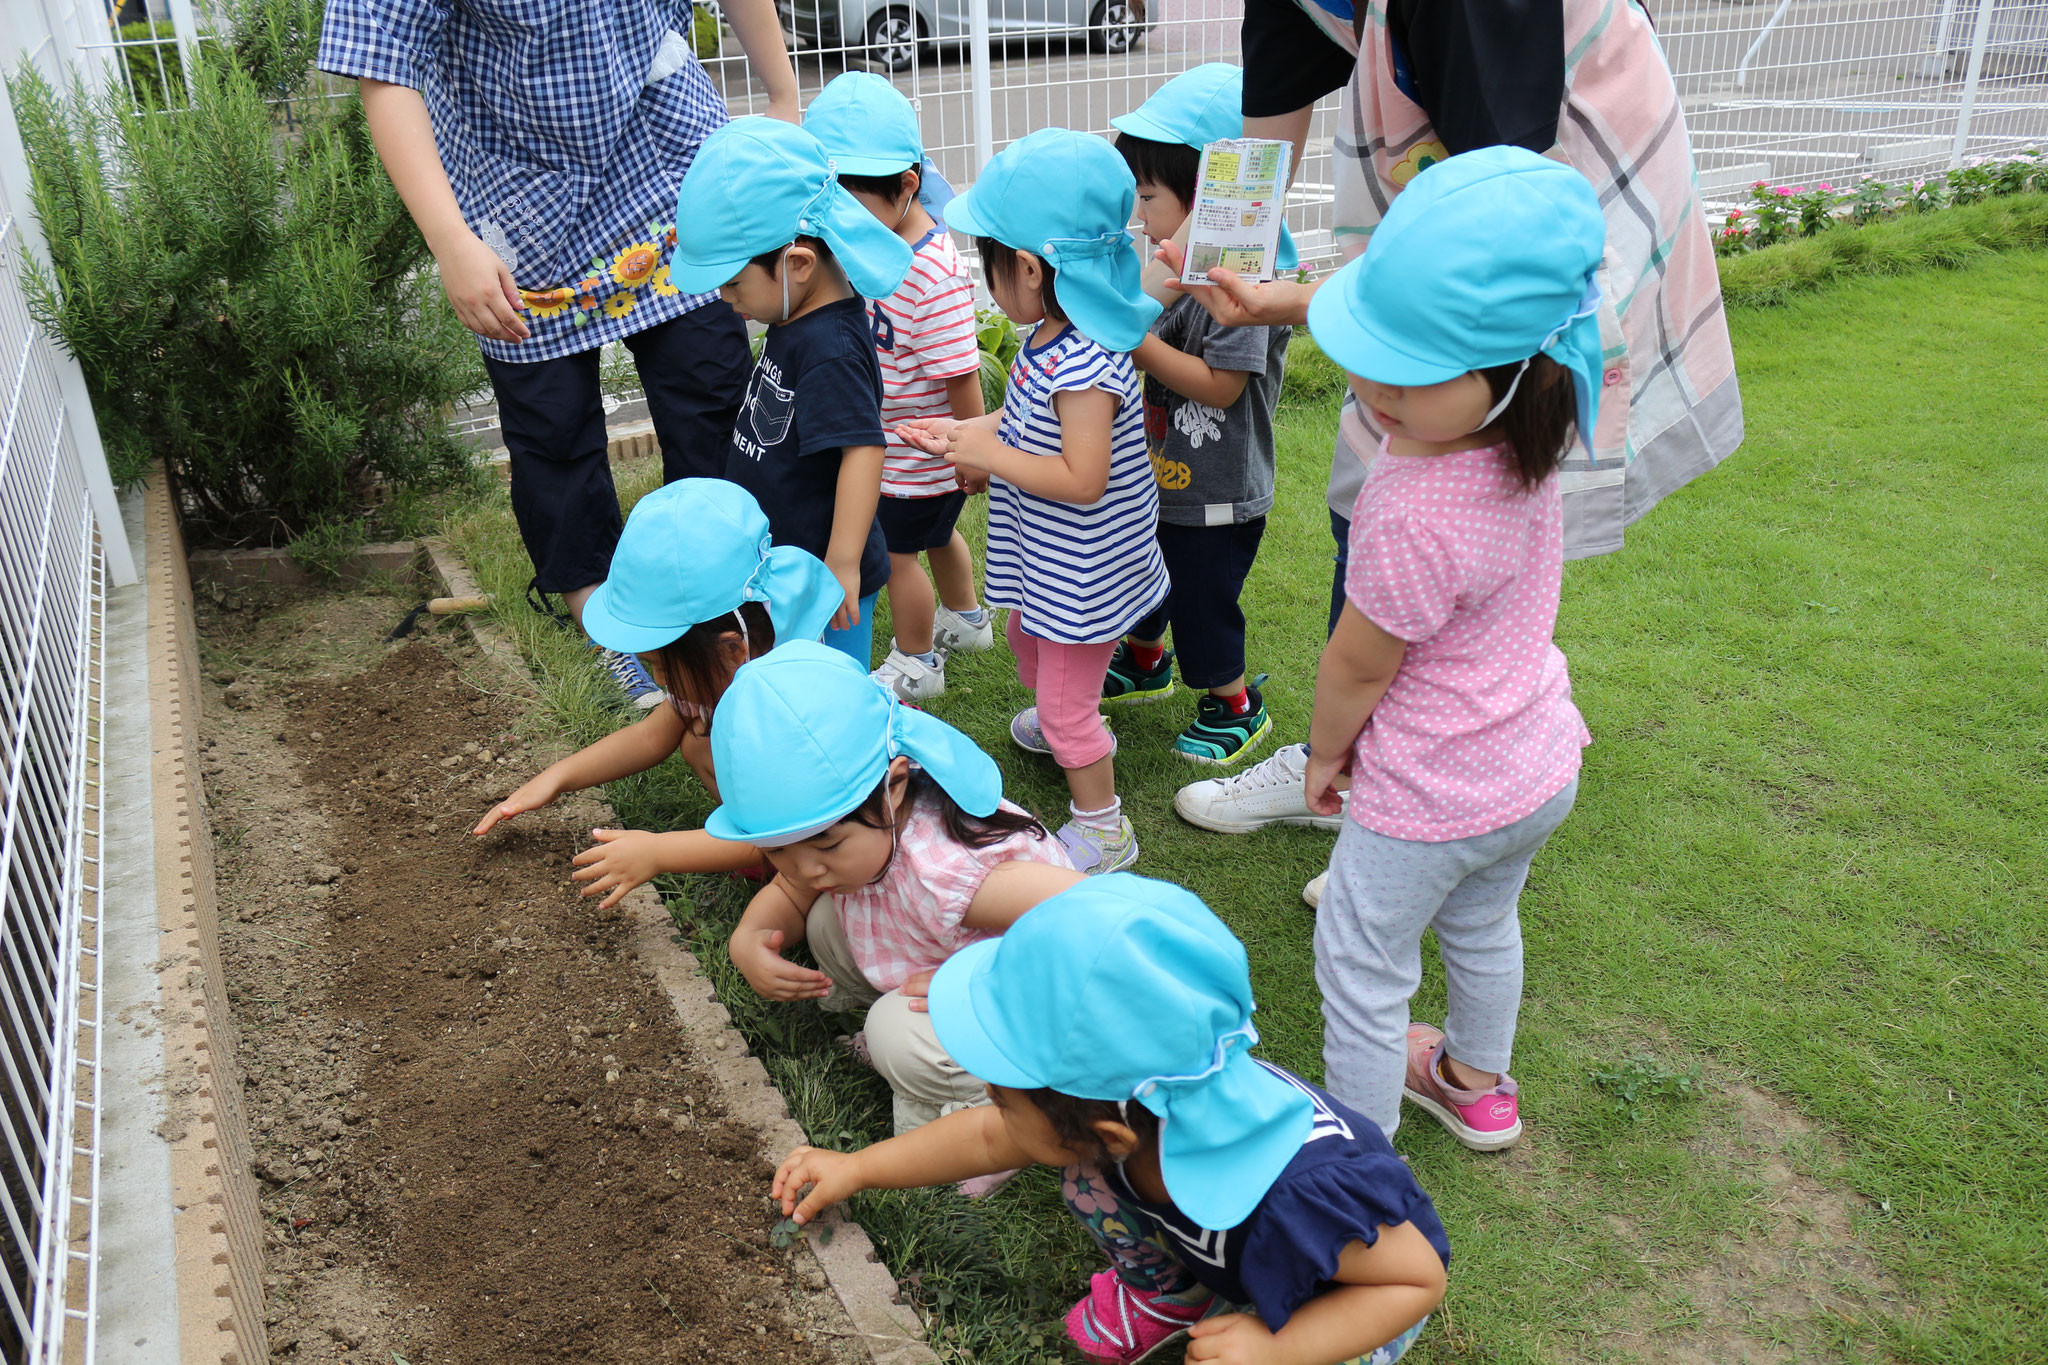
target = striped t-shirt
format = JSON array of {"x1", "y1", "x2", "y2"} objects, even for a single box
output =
[
  {"x1": 870, "y1": 229, "x2": 981, "y2": 498},
  {"x1": 984, "y1": 327, "x2": 1168, "y2": 644}
]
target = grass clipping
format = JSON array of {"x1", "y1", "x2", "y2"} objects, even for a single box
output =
[{"x1": 1718, "y1": 192, "x2": 2048, "y2": 308}]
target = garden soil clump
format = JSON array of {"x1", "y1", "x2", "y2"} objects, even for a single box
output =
[{"x1": 200, "y1": 587, "x2": 850, "y2": 1365}]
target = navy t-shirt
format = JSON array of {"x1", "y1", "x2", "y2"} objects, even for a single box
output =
[
  {"x1": 724, "y1": 296, "x2": 891, "y2": 599},
  {"x1": 1102, "y1": 1063, "x2": 1452, "y2": 1330}
]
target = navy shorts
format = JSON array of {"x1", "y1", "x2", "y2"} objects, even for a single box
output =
[
  {"x1": 1131, "y1": 517, "x2": 1268, "y2": 690},
  {"x1": 876, "y1": 490, "x2": 968, "y2": 554},
  {"x1": 485, "y1": 301, "x2": 750, "y2": 595}
]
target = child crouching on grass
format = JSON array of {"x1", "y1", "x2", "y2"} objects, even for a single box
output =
[
  {"x1": 671, "y1": 117, "x2": 916, "y2": 669},
  {"x1": 806, "y1": 72, "x2": 994, "y2": 702},
  {"x1": 1301, "y1": 148, "x2": 1600, "y2": 1150},
  {"x1": 706, "y1": 642, "x2": 1080, "y2": 1174},
  {"x1": 473, "y1": 479, "x2": 838, "y2": 903},
  {"x1": 1108, "y1": 63, "x2": 1293, "y2": 767},
  {"x1": 897, "y1": 128, "x2": 1169, "y2": 874},
  {"x1": 774, "y1": 874, "x2": 1449, "y2": 1365}
]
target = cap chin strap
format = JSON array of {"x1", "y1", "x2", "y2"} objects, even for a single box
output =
[
  {"x1": 778, "y1": 244, "x2": 792, "y2": 324},
  {"x1": 731, "y1": 606, "x2": 750, "y2": 656},
  {"x1": 1468, "y1": 358, "x2": 1529, "y2": 435}
]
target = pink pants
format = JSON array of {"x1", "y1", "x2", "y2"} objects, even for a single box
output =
[{"x1": 1008, "y1": 613, "x2": 1119, "y2": 769}]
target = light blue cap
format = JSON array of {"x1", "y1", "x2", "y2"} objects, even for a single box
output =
[
  {"x1": 580, "y1": 479, "x2": 840, "y2": 655},
  {"x1": 703, "y1": 642, "x2": 1003, "y2": 847},
  {"x1": 807, "y1": 71, "x2": 924, "y2": 176},
  {"x1": 929, "y1": 874, "x2": 1314, "y2": 1231},
  {"x1": 1110, "y1": 63, "x2": 1297, "y2": 272},
  {"x1": 672, "y1": 117, "x2": 914, "y2": 300},
  {"x1": 1306, "y1": 146, "x2": 1608, "y2": 455},
  {"x1": 943, "y1": 128, "x2": 1162, "y2": 352}
]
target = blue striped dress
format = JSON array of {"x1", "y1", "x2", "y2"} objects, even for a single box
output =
[{"x1": 984, "y1": 327, "x2": 1170, "y2": 644}]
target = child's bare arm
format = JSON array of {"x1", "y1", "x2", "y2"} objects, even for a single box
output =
[
  {"x1": 774, "y1": 1106, "x2": 1033, "y2": 1223},
  {"x1": 570, "y1": 828, "x2": 762, "y2": 908},
  {"x1": 1303, "y1": 604, "x2": 1407, "y2": 816},
  {"x1": 728, "y1": 877, "x2": 832, "y2": 1001},
  {"x1": 475, "y1": 705, "x2": 688, "y2": 834},
  {"x1": 944, "y1": 371, "x2": 987, "y2": 421},
  {"x1": 1133, "y1": 334, "x2": 1252, "y2": 410},
  {"x1": 826, "y1": 444, "x2": 886, "y2": 629},
  {"x1": 961, "y1": 859, "x2": 1086, "y2": 933},
  {"x1": 939, "y1": 388, "x2": 1116, "y2": 504},
  {"x1": 359, "y1": 79, "x2": 529, "y2": 343},
  {"x1": 1185, "y1": 1223, "x2": 1446, "y2": 1365}
]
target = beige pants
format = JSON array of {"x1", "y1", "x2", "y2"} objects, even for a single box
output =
[{"x1": 806, "y1": 895, "x2": 992, "y2": 1135}]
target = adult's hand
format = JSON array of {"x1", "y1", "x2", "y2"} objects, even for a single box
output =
[
  {"x1": 1155, "y1": 239, "x2": 1318, "y2": 330},
  {"x1": 437, "y1": 230, "x2": 531, "y2": 343}
]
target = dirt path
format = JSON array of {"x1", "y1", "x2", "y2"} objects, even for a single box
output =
[{"x1": 198, "y1": 586, "x2": 852, "y2": 1365}]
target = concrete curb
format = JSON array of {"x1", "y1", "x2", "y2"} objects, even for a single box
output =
[
  {"x1": 414, "y1": 539, "x2": 938, "y2": 1365},
  {"x1": 142, "y1": 468, "x2": 271, "y2": 1365}
]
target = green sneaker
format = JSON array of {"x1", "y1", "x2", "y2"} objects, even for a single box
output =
[
  {"x1": 1173, "y1": 684, "x2": 1274, "y2": 767},
  {"x1": 1101, "y1": 641, "x2": 1176, "y2": 704}
]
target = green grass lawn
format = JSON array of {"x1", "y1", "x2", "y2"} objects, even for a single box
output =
[{"x1": 440, "y1": 249, "x2": 2047, "y2": 1364}]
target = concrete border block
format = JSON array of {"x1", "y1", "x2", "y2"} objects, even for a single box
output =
[{"x1": 416, "y1": 538, "x2": 936, "y2": 1365}]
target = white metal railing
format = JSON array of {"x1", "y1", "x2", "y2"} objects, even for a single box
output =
[{"x1": 0, "y1": 4, "x2": 128, "y2": 1364}]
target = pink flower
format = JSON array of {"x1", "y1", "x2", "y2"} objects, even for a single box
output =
[
  {"x1": 1775, "y1": 186, "x2": 1795, "y2": 197},
  {"x1": 1728, "y1": 208, "x2": 1744, "y2": 219},
  {"x1": 1817, "y1": 183, "x2": 1834, "y2": 192},
  {"x1": 1753, "y1": 180, "x2": 1768, "y2": 188}
]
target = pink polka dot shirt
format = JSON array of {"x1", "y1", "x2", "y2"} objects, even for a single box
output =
[{"x1": 1344, "y1": 442, "x2": 1590, "y2": 842}]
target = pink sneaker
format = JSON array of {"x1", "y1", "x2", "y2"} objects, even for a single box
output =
[
  {"x1": 1065, "y1": 1270, "x2": 1214, "y2": 1364},
  {"x1": 1402, "y1": 1023, "x2": 1523, "y2": 1151}
]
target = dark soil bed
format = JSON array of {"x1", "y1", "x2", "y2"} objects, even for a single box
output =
[{"x1": 198, "y1": 584, "x2": 849, "y2": 1365}]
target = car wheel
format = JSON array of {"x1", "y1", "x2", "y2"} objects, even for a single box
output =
[
  {"x1": 864, "y1": 8, "x2": 923, "y2": 71},
  {"x1": 1088, "y1": 0, "x2": 1146, "y2": 53}
]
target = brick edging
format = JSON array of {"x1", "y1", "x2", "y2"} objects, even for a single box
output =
[{"x1": 415, "y1": 538, "x2": 937, "y2": 1365}]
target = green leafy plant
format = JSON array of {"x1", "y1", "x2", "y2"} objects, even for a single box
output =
[
  {"x1": 285, "y1": 514, "x2": 367, "y2": 578},
  {"x1": 1946, "y1": 161, "x2": 1995, "y2": 206},
  {"x1": 689, "y1": 5, "x2": 722, "y2": 57},
  {"x1": 1746, "y1": 181, "x2": 1796, "y2": 248},
  {"x1": 10, "y1": 0, "x2": 476, "y2": 545},
  {"x1": 768, "y1": 1216, "x2": 836, "y2": 1248},
  {"x1": 117, "y1": 21, "x2": 184, "y2": 106},
  {"x1": 1588, "y1": 1055, "x2": 1705, "y2": 1122},
  {"x1": 976, "y1": 306, "x2": 1023, "y2": 411},
  {"x1": 1848, "y1": 175, "x2": 1891, "y2": 226},
  {"x1": 1791, "y1": 182, "x2": 1840, "y2": 237},
  {"x1": 1904, "y1": 176, "x2": 1948, "y2": 214}
]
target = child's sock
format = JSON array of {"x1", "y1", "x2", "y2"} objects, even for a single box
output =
[
  {"x1": 952, "y1": 604, "x2": 988, "y2": 626},
  {"x1": 1215, "y1": 686, "x2": 1253, "y2": 716},
  {"x1": 1128, "y1": 641, "x2": 1167, "y2": 672},
  {"x1": 1070, "y1": 798, "x2": 1124, "y2": 835},
  {"x1": 909, "y1": 648, "x2": 940, "y2": 667}
]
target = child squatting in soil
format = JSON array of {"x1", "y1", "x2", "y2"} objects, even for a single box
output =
[
  {"x1": 1300, "y1": 148, "x2": 1599, "y2": 1151},
  {"x1": 1106, "y1": 63, "x2": 1294, "y2": 768},
  {"x1": 472, "y1": 478, "x2": 838, "y2": 904},
  {"x1": 707, "y1": 642, "x2": 1082, "y2": 1174},
  {"x1": 806, "y1": 72, "x2": 995, "y2": 703},
  {"x1": 896, "y1": 128, "x2": 1169, "y2": 875},
  {"x1": 774, "y1": 874, "x2": 1451, "y2": 1365},
  {"x1": 671, "y1": 117, "x2": 915, "y2": 669}
]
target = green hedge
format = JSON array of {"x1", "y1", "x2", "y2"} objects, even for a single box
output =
[{"x1": 1717, "y1": 192, "x2": 2048, "y2": 308}]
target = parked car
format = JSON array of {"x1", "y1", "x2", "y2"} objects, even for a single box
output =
[{"x1": 779, "y1": 0, "x2": 1148, "y2": 71}]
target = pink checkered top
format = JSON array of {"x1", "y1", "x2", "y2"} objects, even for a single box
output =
[
  {"x1": 1344, "y1": 442, "x2": 1591, "y2": 842},
  {"x1": 834, "y1": 797, "x2": 1073, "y2": 992}
]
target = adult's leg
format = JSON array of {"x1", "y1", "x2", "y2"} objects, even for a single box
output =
[
  {"x1": 1432, "y1": 780, "x2": 1577, "y2": 1085},
  {"x1": 623, "y1": 298, "x2": 752, "y2": 483},
  {"x1": 486, "y1": 347, "x2": 617, "y2": 625},
  {"x1": 1328, "y1": 508, "x2": 1352, "y2": 641}
]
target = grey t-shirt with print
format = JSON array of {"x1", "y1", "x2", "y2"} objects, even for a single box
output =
[{"x1": 1143, "y1": 294, "x2": 1290, "y2": 527}]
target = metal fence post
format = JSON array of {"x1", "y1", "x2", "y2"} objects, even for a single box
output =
[
  {"x1": 165, "y1": 0, "x2": 204, "y2": 102},
  {"x1": 967, "y1": 0, "x2": 993, "y2": 177},
  {"x1": 1949, "y1": 0, "x2": 1998, "y2": 168}
]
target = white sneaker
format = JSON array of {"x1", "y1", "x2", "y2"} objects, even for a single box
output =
[
  {"x1": 934, "y1": 605, "x2": 995, "y2": 654},
  {"x1": 872, "y1": 648, "x2": 945, "y2": 702},
  {"x1": 1302, "y1": 870, "x2": 1328, "y2": 908},
  {"x1": 1173, "y1": 743, "x2": 1344, "y2": 834}
]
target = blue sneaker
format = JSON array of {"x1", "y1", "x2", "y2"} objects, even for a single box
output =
[{"x1": 593, "y1": 644, "x2": 665, "y2": 709}]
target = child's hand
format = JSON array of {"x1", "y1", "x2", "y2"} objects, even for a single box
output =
[
  {"x1": 473, "y1": 770, "x2": 567, "y2": 835},
  {"x1": 827, "y1": 564, "x2": 860, "y2": 632},
  {"x1": 939, "y1": 423, "x2": 1002, "y2": 474},
  {"x1": 773, "y1": 1145, "x2": 863, "y2": 1224},
  {"x1": 958, "y1": 467, "x2": 990, "y2": 496},
  {"x1": 1185, "y1": 1312, "x2": 1277, "y2": 1364},
  {"x1": 894, "y1": 417, "x2": 958, "y2": 455},
  {"x1": 898, "y1": 968, "x2": 935, "y2": 1014},
  {"x1": 733, "y1": 927, "x2": 834, "y2": 1002},
  {"x1": 1303, "y1": 745, "x2": 1353, "y2": 817},
  {"x1": 570, "y1": 828, "x2": 665, "y2": 909}
]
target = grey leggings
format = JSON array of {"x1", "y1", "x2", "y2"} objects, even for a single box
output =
[{"x1": 1313, "y1": 780, "x2": 1578, "y2": 1135}]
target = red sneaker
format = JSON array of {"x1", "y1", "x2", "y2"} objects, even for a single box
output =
[
  {"x1": 1065, "y1": 1270, "x2": 1214, "y2": 1364},
  {"x1": 1402, "y1": 1023, "x2": 1523, "y2": 1151}
]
